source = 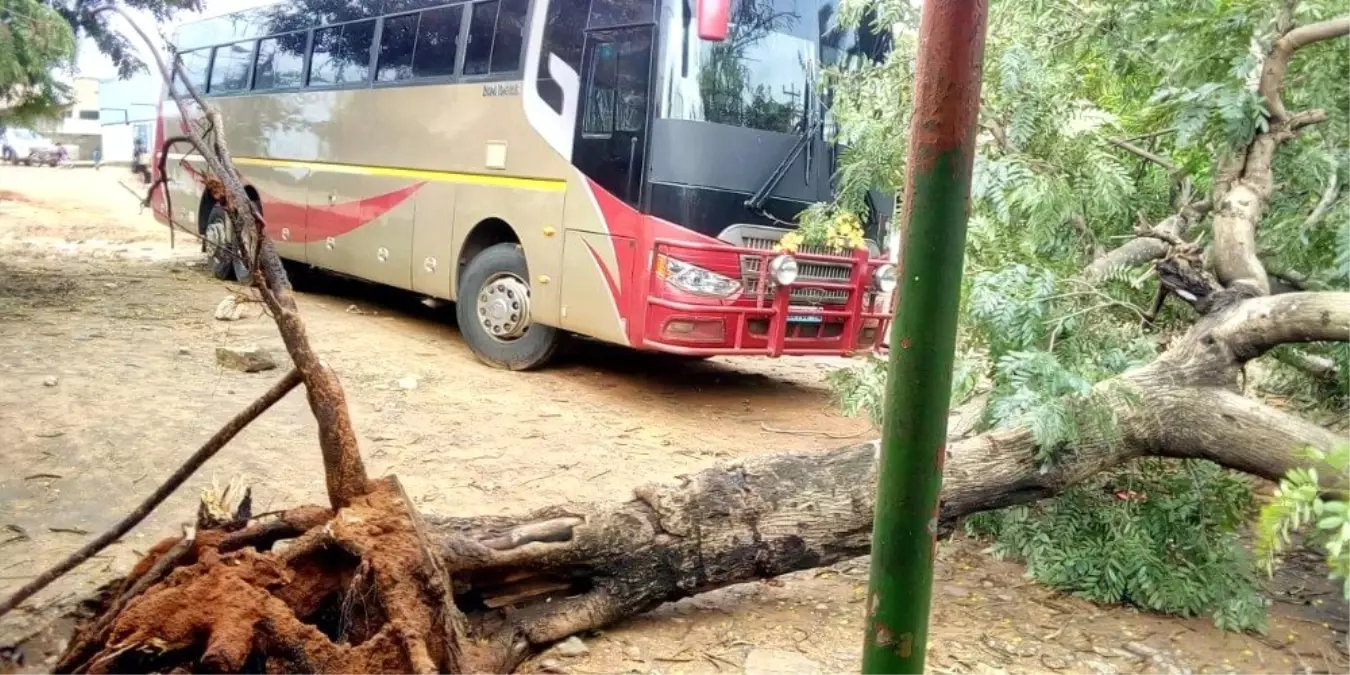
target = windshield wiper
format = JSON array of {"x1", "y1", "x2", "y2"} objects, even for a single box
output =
[
  {"x1": 744, "y1": 114, "x2": 822, "y2": 215},
  {"x1": 745, "y1": 70, "x2": 822, "y2": 215}
]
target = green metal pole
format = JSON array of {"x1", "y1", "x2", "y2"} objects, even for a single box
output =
[{"x1": 861, "y1": 2, "x2": 989, "y2": 673}]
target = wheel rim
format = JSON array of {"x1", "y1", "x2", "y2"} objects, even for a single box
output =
[{"x1": 476, "y1": 272, "x2": 532, "y2": 343}]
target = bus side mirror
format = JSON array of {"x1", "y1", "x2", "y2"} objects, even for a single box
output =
[{"x1": 697, "y1": 0, "x2": 729, "y2": 41}]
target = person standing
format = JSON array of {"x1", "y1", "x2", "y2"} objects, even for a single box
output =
[{"x1": 131, "y1": 141, "x2": 150, "y2": 184}]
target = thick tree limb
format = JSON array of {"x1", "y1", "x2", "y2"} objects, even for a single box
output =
[
  {"x1": 1085, "y1": 237, "x2": 1171, "y2": 282},
  {"x1": 426, "y1": 380, "x2": 1341, "y2": 671},
  {"x1": 1213, "y1": 17, "x2": 1348, "y2": 296},
  {"x1": 1259, "y1": 16, "x2": 1350, "y2": 123},
  {"x1": 1203, "y1": 292, "x2": 1350, "y2": 361},
  {"x1": 1083, "y1": 203, "x2": 1209, "y2": 282},
  {"x1": 411, "y1": 291, "x2": 1350, "y2": 670},
  {"x1": 1213, "y1": 183, "x2": 1272, "y2": 295}
]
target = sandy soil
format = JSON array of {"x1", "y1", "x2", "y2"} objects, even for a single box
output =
[{"x1": 0, "y1": 166, "x2": 1345, "y2": 674}]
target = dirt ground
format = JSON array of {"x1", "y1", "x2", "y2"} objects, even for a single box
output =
[{"x1": 1, "y1": 165, "x2": 1345, "y2": 674}]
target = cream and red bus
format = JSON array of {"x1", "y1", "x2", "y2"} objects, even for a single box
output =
[{"x1": 154, "y1": 0, "x2": 896, "y2": 369}]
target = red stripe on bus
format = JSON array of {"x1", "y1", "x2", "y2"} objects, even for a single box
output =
[
  {"x1": 258, "y1": 182, "x2": 425, "y2": 243},
  {"x1": 582, "y1": 179, "x2": 642, "y2": 341},
  {"x1": 583, "y1": 241, "x2": 624, "y2": 314}
]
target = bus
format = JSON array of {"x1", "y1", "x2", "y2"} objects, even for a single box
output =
[{"x1": 154, "y1": 0, "x2": 897, "y2": 370}]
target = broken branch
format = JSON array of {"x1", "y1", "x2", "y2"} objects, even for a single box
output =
[{"x1": 1107, "y1": 136, "x2": 1179, "y2": 174}]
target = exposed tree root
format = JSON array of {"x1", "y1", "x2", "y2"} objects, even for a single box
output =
[{"x1": 58, "y1": 479, "x2": 463, "y2": 674}]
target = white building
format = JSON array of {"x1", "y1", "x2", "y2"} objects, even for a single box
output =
[
  {"x1": 98, "y1": 73, "x2": 160, "y2": 163},
  {"x1": 28, "y1": 76, "x2": 105, "y2": 159}
]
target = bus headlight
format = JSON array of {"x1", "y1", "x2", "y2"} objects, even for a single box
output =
[
  {"x1": 769, "y1": 254, "x2": 799, "y2": 286},
  {"x1": 655, "y1": 254, "x2": 741, "y2": 298},
  {"x1": 873, "y1": 263, "x2": 898, "y2": 293}
]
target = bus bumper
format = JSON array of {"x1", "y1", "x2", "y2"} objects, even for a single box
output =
[{"x1": 638, "y1": 239, "x2": 893, "y2": 358}]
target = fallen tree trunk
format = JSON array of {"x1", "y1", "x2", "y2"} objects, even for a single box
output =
[
  {"x1": 56, "y1": 292, "x2": 1347, "y2": 673},
  {"x1": 423, "y1": 298, "x2": 1347, "y2": 671}
]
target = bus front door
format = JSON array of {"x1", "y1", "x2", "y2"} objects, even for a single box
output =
[{"x1": 572, "y1": 26, "x2": 654, "y2": 207}]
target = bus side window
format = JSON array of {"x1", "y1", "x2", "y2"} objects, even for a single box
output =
[
  {"x1": 309, "y1": 19, "x2": 375, "y2": 87},
  {"x1": 173, "y1": 49, "x2": 211, "y2": 96},
  {"x1": 254, "y1": 33, "x2": 306, "y2": 90},
  {"x1": 376, "y1": 13, "x2": 420, "y2": 82},
  {"x1": 209, "y1": 40, "x2": 255, "y2": 94},
  {"x1": 463, "y1": 1, "x2": 499, "y2": 76},
  {"x1": 411, "y1": 5, "x2": 463, "y2": 79},
  {"x1": 489, "y1": 0, "x2": 527, "y2": 73}
]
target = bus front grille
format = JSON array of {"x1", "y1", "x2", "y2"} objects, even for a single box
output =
[{"x1": 739, "y1": 240, "x2": 853, "y2": 305}]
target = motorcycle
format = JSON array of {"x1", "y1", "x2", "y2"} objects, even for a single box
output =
[{"x1": 17, "y1": 147, "x2": 65, "y2": 167}]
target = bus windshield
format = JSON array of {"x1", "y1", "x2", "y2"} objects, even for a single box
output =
[{"x1": 660, "y1": 0, "x2": 821, "y2": 135}]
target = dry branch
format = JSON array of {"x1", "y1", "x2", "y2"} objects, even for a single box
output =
[
  {"x1": 1107, "y1": 136, "x2": 1178, "y2": 174},
  {"x1": 98, "y1": 4, "x2": 369, "y2": 510}
]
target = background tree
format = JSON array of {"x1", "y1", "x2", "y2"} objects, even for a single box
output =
[
  {"x1": 0, "y1": 0, "x2": 75, "y2": 124},
  {"x1": 827, "y1": 0, "x2": 1349, "y2": 630},
  {"x1": 43, "y1": 0, "x2": 200, "y2": 78}
]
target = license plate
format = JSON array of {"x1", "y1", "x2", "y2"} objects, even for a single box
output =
[{"x1": 788, "y1": 314, "x2": 823, "y2": 324}]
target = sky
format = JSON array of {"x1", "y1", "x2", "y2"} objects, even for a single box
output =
[{"x1": 76, "y1": 0, "x2": 276, "y2": 80}]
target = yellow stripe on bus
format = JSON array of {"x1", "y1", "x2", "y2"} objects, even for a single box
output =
[{"x1": 229, "y1": 156, "x2": 567, "y2": 192}]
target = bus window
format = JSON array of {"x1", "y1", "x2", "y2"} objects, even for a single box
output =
[
  {"x1": 309, "y1": 19, "x2": 376, "y2": 87},
  {"x1": 576, "y1": 27, "x2": 653, "y2": 205},
  {"x1": 463, "y1": 1, "x2": 499, "y2": 76},
  {"x1": 489, "y1": 0, "x2": 527, "y2": 73},
  {"x1": 209, "y1": 41, "x2": 255, "y2": 93},
  {"x1": 376, "y1": 13, "x2": 419, "y2": 82},
  {"x1": 411, "y1": 5, "x2": 463, "y2": 79},
  {"x1": 582, "y1": 42, "x2": 617, "y2": 137},
  {"x1": 173, "y1": 49, "x2": 211, "y2": 95},
  {"x1": 254, "y1": 33, "x2": 307, "y2": 90}
]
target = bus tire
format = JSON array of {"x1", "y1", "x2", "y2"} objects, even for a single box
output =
[
  {"x1": 202, "y1": 203, "x2": 247, "y2": 281},
  {"x1": 456, "y1": 243, "x2": 560, "y2": 370}
]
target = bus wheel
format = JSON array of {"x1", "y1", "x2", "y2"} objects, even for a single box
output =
[
  {"x1": 202, "y1": 204, "x2": 249, "y2": 281},
  {"x1": 456, "y1": 243, "x2": 560, "y2": 370}
]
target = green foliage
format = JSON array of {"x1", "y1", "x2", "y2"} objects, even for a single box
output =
[
  {"x1": 1256, "y1": 444, "x2": 1350, "y2": 599},
  {"x1": 822, "y1": 0, "x2": 1350, "y2": 631},
  {"x1": 830, "y1": 349, "x2": 982, "y2": 429},
  {"x1": 40, "y1": 0, "x2": 201, "y2": 79},
  {"x1": 0, "y1": 0, "x2": 75, "y2": 124},
  {"x1": 966, "y1": 460, "x2": 1266, "y2": 632}
]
